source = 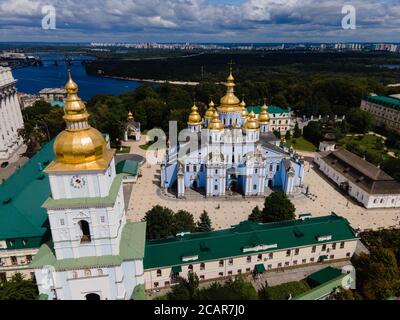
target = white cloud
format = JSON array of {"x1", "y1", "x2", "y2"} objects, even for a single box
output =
[{"x1": 0, "y1": 0, "x2": 399, "y2": 41}]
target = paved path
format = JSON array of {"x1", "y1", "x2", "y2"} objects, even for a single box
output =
[{"x1": 124, "y1": 136, "x2": 400, "y2": 231}]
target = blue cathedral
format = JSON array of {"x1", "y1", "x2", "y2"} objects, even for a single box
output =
[{"x1": 160, "y1": 69, "x2": 305, "y2": 198}]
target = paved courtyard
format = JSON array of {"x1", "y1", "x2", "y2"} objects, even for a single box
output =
[{"x1": 124, "y1": 137, "x2": 400, "y2": 231}]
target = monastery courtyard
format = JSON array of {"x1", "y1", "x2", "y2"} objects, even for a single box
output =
[{"x1": 124, "y1": 137, "x2": 400, "y2": 232}]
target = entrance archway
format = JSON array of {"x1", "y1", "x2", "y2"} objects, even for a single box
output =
[
  {"x1": 79, "y1": 220, "x2": 91, "y2": 243},
  {"x1": 85, "y1": 293, "x2": 100, "y2": 300}
]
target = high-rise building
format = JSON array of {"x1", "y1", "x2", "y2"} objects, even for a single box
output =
[{"x1": 0, "y1": 67, "x2": 24, "y2": 162}]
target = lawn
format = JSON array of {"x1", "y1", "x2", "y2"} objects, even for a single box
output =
[
  {"x1": 338, "y1": 134, "x2": 390, "y2": 164},
  {"x1": 285, "y1": 137, "x2": 317, "y2": 152},
  {"x1": 116, "y1": 146, "x2": 131, "y2": 154},
  {"x1": 139, "y1": 143, "x2": 152, "y2": 150},
  {"x1": 261, "y1": 280, "x2": 311, "y2": 300}
]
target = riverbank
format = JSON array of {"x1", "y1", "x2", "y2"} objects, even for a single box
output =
[{"x1": 101, "y1": 74, "x2": 199, "y2": 86}]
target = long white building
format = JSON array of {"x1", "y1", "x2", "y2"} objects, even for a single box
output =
[
  {"x1": 314, "y1": 148, "x2": 400, "y2": 209},
  {"x1": 0, "y1": 66, "x2": 24, "y2": 162}
]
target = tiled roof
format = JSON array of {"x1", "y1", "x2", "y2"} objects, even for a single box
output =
[{"x1": 143, "y1": 214, "x2": 358, "y2": 270}]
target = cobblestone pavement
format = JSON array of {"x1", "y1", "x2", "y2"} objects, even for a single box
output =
[{"x1": 123, "y1": 137, "x2": 400, "y2": 231}]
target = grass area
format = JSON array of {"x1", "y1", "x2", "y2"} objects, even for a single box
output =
[
  {"x1": 338, "y1": 134, "x2": 390, "y2": 164},
  {"x1": 116, "y1": 146, "x2": 131, "y2": 154},
  {"x1": 285, "y1": 137, "x2": 317, "y2": 152},
  {"x1": 260, "y1": 280, "x2": 311, "y2": 300},
  {"x1": 139, "y1": 143, "x2": 152, "y2": 150}
]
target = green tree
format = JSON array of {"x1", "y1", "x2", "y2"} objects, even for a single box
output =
[
  {"x1": 144, "y1": 205, "x2": 176, "y2": 240},
  {"x1": 198, "y1": 276, "x2": 258, "y2": 300},
  {"x1": 303, "y1": 121, "x2": 322, "y2": 146},
  {"x1": 346, "y1": 108, "x2": 374, "y2": 134},
  {"x1": 166, "y1": 272, "x2": 199, "y2": 300},
  {"x1": 293, "y1": 122, "x2": 301, "y2": 138},
  {"x1": 262, "y1": 191, "x2": 296, "y2": 223},
  {"x1": 285, "y1": 130, "x2": 292, "y2": 140},
  {"x1": 0, "y1": 273, "x2": 38, "y2": 300},
  {"x1": 196, "y1": 211, "x2": 213, "y2": 232},
  {"x1": 174, "y1": 210, "x2": 196, "y2": 233},
  {"x1": 355, "y1": 247, "x2": 400, "y2": 300},
  {"x1": 248, "y1": 206, "x2": 263, "y2": 222},
  {"x1": 382, "y1": 158, "x2": 400, "y2": 182}
]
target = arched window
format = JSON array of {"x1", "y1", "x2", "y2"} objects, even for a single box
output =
[
  {"x1": 97, "y1": 269, "x2": 103, "y2": 276},
  {"x1": 200, "y1": 263, "x2": 205, "y2": 270},
  {"x1": 188, "y1": 264, "x2": 193, "y2": 272},
  {"x1": 84, "y1": 269, "x2": 91, "y2": 277},
  {"x1": 79, "y1": 220, "x2": 91, "y2": 243},
  {"x1": 156, "y1": 269, "x2": 162, "y2": 277}
]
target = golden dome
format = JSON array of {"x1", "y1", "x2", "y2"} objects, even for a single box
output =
[
  {"x1": 45, "y1": 71, "x2": 112, "y2": 172},
  {"x1": 208, "y1": 110, "x2": 224, "y2": 131},
  {"x1": 188, "y1": 103, "x2": 202, "y2": 125},
  {"x1": 240, "y1": 98, "x2": 248, "y2": 118},
  {"x1": 258, "y1": 101, "x2": 270, "y2": 124},
  {"x1": 218, "y1": 69, "x2": 241, "y2": 113},
  {"x1": 205, "y1": 100, "x2": 216, "y2": 119},
  {"x1": 127, "y1": 111, "x2": 134, "y2": 121},
  {"x1": 244, "y1": 111, "x2": 259, "y2": 130}
]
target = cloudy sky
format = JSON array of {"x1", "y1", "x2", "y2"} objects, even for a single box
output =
[{"x1": 0, "y1": 0, "x2": 399, "y2": 42}]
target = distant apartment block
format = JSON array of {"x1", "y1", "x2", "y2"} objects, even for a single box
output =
[{"x1": 360, "y1": 95, "x2": 400, "y2": 134}]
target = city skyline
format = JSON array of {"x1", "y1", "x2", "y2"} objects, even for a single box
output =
[{"x1": 0, "y1": 0, "x2": 400, "y2": 43}]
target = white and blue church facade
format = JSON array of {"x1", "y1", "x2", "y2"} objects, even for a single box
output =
[{"x1": 161, "y1": 70, "x2": 305, "y2": 198}]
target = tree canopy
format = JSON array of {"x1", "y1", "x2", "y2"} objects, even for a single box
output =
[
  {"x1": 261, "y1": 191, "x2": 296, "y2": 223},
  {"x1": 0, "y1": 273, "x2": 38, "y2": 300}
]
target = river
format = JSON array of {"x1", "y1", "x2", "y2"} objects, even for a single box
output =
[{"x1": 12, "y1": 53, "x2": 142, "y2": 101}]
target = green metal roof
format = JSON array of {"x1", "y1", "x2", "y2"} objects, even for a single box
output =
[
  {"x1": 0, "y1": 141, "x2": 55, "y2": 246},
  {"x1": 42, "y1": 174, "x2": 125, "y2": 209},
  {"x1": 365, "y1": 95, "x2": 400, "y2": 111},
  {"x1": 294, "y1": 272, "x2": 349, "y2": 300},
  {"x1": 307, "y1": 267, "x2": 343, "y2": 286},
  {"x1": 255, "y1": 263, "x2": 266, "y2": 273},
  {"x1": 30, "y1": 221, "x2": 146, "y2": 271},
  {"x1": 144, "y1": 213, "x2": 358, "y2": 270},
  {"x1": 247, "y1": 105, "x2": 290, "y2": 115},
  {"x1": 116, "y1": 160, "x2": 139, "y2": 176}
]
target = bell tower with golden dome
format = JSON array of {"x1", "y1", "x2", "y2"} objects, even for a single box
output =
[
  {"x1": 35, "y1": 72, "x2": 145, "y2": 300},
  {"x1": 43, "y1": 71, "x2": 127, "y2": 260}
]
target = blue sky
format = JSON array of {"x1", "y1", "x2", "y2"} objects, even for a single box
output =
[{"x1": 0, "y1": 0, "x2": 399, "y2": 43}]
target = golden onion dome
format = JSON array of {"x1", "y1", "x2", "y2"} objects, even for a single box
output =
[
  {"x1": 205, "y1": 100, "x2": 216, "y2": 119},
  {"x1": 208, "y1": 110, "x2": 224, "y2": 131},
  {"x1": 127, "y1": 111, "x2": 134, "y2": 121},
  {"x1": 46, "y1": 71, "x2": 111, "y2": 170},
  {"x1": 218, "y1": 69, "x2": 241, "y2": 113},
  {"x1": 188, "y1": 103, "x2": 202, "y2": 125},
  {"x1": 258, "y1": 101, "x2": 270, "y2": 124},
  {"x1": 240, "y1": 98, "x2": 248, "y2": 118},
  {"x1": 244, "y1": 111, "x2": 260, "y2": 130}
]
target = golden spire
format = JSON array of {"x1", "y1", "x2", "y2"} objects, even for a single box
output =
[
  {"x1": 240, "y1": 96, "x2": 248, "y2": 118},
  {"x1": 244, "y1": 111, "x2": 260, "y2": 130},
  {"x1": 208, "y1": 110, "x2": 224, "y2": 131},
  {"x1": 219, "y1": 63, "x2": 241, "y2": 113},
  {"x1": 45, "y1": 71, "x2": 113, "y2": 172},
  {"x1": 127, "y1": 111, "x2": 134, "y2": 121},
  {"x1": 205, "y1": 99, "x2": 216, "y2": 119},
  {"x1": 188, "y1": 101, "x2": 202, "y2": 125},
  {"x1": 258, "y1": 98, "x2": 270, "y2": 124}
]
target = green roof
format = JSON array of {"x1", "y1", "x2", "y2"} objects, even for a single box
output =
[
  {"x1": 307, "y1": 267, "x2": 343, "y2": 286},
  {"x1": 144, "y1": 213, "x2": 358, "y2": 270},
  {"x1": 116, "y1": 160, "x2": 139, "y2": 176},
  {"x1": 365, "y1": 95, "x2": 400, "y2": 111},
  {"x1": 30, "y1": 221, "x2": 146, "y2": 271},
  {"x1": 294, "y1": 272, "x2": 349, "y2": 300},
  {"x1": 0, "y1": 141, "x2": 55, "y2": 246},
  {"x1": 247, "y1": 105, "x2": 290, "y2": 115},
  {"x1": 42, "y1": 174, "x2": 125, "y2": 209},
  {"x1": 255, "y1": 263, "x2": 266, "y2": 273}
]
